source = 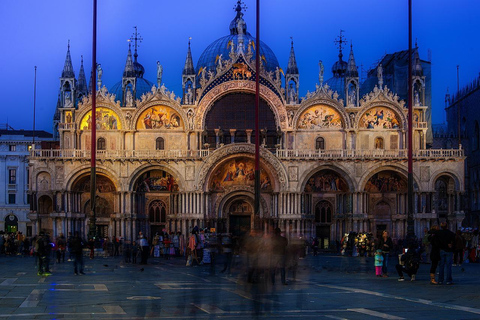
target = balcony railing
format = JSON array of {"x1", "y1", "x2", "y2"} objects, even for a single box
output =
[
  {"x1": 29, "y1": 147, "x2": 464, "y2": 161},
  {"x1": 275, "y1": 149, "x2": 464, "y2": 160},
  {"x1": 30, "y1": 149, "x2": 210, "y2": 160}
]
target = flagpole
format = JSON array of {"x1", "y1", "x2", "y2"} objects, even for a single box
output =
[
  {"x1": 407, "y1": 0, "x2": 415, "y2": 242},
  {"x1": 33, "y1": 66, "x2": 37, "y2": 147},
  {"x1": 89, "y1": 0, "x2": 98, "y2": 241},
  {"x1": 254, "y1": 0, "x2": 261, "y2": 228}
]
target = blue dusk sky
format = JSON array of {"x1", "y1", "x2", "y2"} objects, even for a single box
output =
[{"x1": 1, "y1": 0, "x2": 479, "y2": 133}]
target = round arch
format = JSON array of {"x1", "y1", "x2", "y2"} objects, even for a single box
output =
[
  {"x1": 358, "y1": 165, "x2": 420, "y2": 193},
  {"x1": 299, "y1": 164, "x2": 355, "y2": 193},
  {"x1": 429, "y1": 170, "x2": 462, "y2": 192},
  {"x1": 195, "y1": 81, "x2": 288, "y2": 131},
  {"x1": 128, "y1": 164, "x2": 185, "y2": 192},
  {"x1": 65, "y1": 165, "x2": 120, "y2": 192},
  {"x1": 133, "y1": 100, "x2": 188, "y2": 131},
  {"x1": 197, "y1": 143, "x2": 288, "y2": 192}
]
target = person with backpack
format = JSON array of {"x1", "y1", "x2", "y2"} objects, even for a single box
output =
[{"x1": 395, "y1": 243, "x2": 420, "y2": 281}]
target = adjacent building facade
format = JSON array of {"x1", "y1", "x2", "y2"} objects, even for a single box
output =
[
  {"x1": 28, "y1": 2, "x2": 465, "y2": 247},
  {"x1": 0, "y1": 128, "x2": 53, "y2": 235}
]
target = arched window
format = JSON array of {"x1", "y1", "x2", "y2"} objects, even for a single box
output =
[
  {"x1": 374, "y1": 137, "x2": 384, "y2": 149},
  {"x1": 316, "y1": 137, "x2": 325, "y2": 150},
  {"x1": 314, "y1": 201, "x2": 333, "y2": 223},
  {"x1": 149, "y1": 200, "x2": 167, "y2": 223},
  {"x1": 156, "y1": 137, "x2": 165, "y2": 150},
  {"x1": 97, "y1": 137, "x2": 106, "y2": 150}
]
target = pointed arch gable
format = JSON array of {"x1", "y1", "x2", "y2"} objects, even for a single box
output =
[
  {"x1": 294, "y1": 99, "x2": 349, "y2": 130},
  {"x1": 357, "y1": 101, "x2": 407, "y2": 130},
  {"x1": 76, "y1": 102, "x2": 126, "y2": 131},
  {"x1": 132, "y1": 99, "x2": 188, "y2": 132}
]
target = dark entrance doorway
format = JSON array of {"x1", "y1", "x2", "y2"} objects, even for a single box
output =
[
  {"x1": 316, "y1": 225, "x2": 331, "y2": 249},
  {"x1": 5, "y1": 214, "x2": 18, "y2": 233},
  {"x1": 229, "y1": 215, "x2": 251, "y2": 238}
]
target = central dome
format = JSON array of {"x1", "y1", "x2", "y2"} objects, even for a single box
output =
[{"x1": 196, "y1": 2, "x2": 280, "y2": 75}]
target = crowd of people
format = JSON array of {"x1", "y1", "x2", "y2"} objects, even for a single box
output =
[{"x1": 1, "y1": 223, "x2": 479, "y2": 285}]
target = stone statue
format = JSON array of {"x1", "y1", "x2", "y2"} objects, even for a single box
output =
[
  {"x1": 319, "y1": 60, "x2": 324, "y2": 85},
  {"x1": 156, "y1": 61, "x2": 163, "y2": 87},
  {"x1": 289, "y1": 84, "x2": 296, "y2": 104},
  {"x1": 288, "y1": 110, "x2": 294, "y2": 127},
  {"x1": 64, "y1": 92, "x2": 72, "y2": 108},
  {"x1": 348, "y1": 89, "x2": 356, "y2": 106},
  {"x1": 125, "y1": 90, "x2": 133, "y2": 107},
  {"x1": 414, "y1": 90, "x2": 420, "y2": 106},
  {"x1": 187, "y1": 109, "x2": 194, "y2": 130},
  {"x1": 97, "y1": 64, "x2": 103, "y2": 88},
  {"x1": 185, "y1": 87, "x2": 193, "y2": 104},
  {"x1": 216, "y1": 54, "x2": 223, "y2": 73}
]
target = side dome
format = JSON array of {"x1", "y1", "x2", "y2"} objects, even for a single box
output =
[{"x1": 110, "y1": 77, "x2": 154, "y2": 106}]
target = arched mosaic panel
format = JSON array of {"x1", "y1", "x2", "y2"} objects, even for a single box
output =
[
  {"x1": 134, "y1": 170, "x2": 179, "y2": 192},
  {"x1": 364, "y1": 171, "x2": 407, "y2": 193},
  {"x1": 80, "y1": 107, "x2": 121, "y2": 130},
  {"x1": 72, "y1": 175, "x2": 116, "y2": 193},
  {"x1": 359, "y1": 107, "x2": 400, "y2": 129},
  {"x1": 136, "y1": 106, "x2": 183, "y2": 130},
  {"x1": 297, "y1": 105, "x2": 342, "y2": 129},
  {"x1": 304, "y1": 170, "x2": 348, "y2": 192},
  {"x1": 209, "y1": 157, "x2": 273, "y2": 192}
]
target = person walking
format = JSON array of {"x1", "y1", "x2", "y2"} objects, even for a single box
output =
[
  {"x1": 378, "y1": 230, "x2": 393, "y2": 277},
  {"x1": 453, "y1": 230, "x2": 465, "y2": 266},
  {"x1": 428, "y1": 225, "x2": 440, "y2": 284},
  {"x1": 138, "y1": 232, "x2": 149, "y2": 265},
  {"x1": 436, "y1": 222, "x2": 455, "y2": 285},
  {"x1": 71, "y1": 232, "x2": 85, "y2": 275},
  {"x1": 270, "y1": 228, "x2": 288, "y2": 285}
]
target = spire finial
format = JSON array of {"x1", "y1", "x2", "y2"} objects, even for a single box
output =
[
  {"x1": 68, "y1": 39, "x2": 70, "y2": 51},
  {"x1": 290, "y1": 36, "x2": 294, "y2": 48},
  {"x1": 334, "y1": 30, "x2": 347, "y2": 61},
  {"x1": 130, "y1": 26, "x2": 143, "y2": 62},
  {"x1": 234, "y1": 0, "x2": 247, "y2": 14}
]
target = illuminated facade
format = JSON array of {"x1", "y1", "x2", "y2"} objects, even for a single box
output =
[{"x1": 28, "y1": 2, "x2": 465, "y2": 247}]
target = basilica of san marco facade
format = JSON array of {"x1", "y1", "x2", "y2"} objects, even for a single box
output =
[{"x1": 27, "y1": 1, "x2": 465, "y2": 249}]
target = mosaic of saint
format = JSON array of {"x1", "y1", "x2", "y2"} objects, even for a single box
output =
[
  {"x1": 360, "y1": 107, "x2": 400, "y2": 129},
  {"x1": 135, "y1": 170, "x2": 179, "y2": 192},
  {"x1": 297, "y1": 105, "x2": 342, "y2": 129},
  {"x1": 209, "y1": 157, "x2": 273, "y2": 192},
  {"x1": 136, "y1": 106, "x2": 182, "y2": 130},
  {"x1": 364, "y1": 171, "x2": 407, "y2": 193},
  {"x1": 80, "y1": 108, "x2": 121, "y2": 130},
  {"x1": 304, "y1": 170, "x2": 348, "y2": 192},
  {"x1": 73, "y1": 175, "x2": 116, "y2": 193}
]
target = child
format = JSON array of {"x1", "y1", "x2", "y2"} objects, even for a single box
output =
[{"x1": 375, "y1": 249, "x2": 384, "y2": 277}]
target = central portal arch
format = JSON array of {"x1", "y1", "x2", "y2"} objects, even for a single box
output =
[{"x1": 224, "y1": 196, "x2": 254, "y2": 238}]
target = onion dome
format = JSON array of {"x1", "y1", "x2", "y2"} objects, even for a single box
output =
[
  {"x1": 196, "y1": 1, "x2": 280, "y2": 77},
  {"x1": 110, "y1": 42, "x2": 154, "y2": 105}
]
